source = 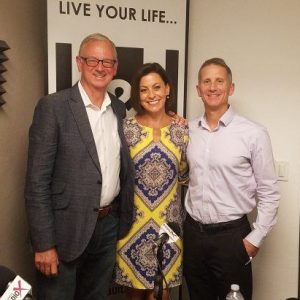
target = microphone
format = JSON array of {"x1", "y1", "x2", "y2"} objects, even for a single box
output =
[
  {"x1": 153, "y1": 222, "x2": 181, "y2": 248},
  {"x1": 0, "y1": 265, "x2": 36, "y2": 300},
  {"x1": 152, "y1": 223, "x2": 180, "y2": 299}
]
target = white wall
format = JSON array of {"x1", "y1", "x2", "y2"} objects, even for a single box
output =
[{"x1": 187, "y1": 0, "x2": 300, "y2": 299}]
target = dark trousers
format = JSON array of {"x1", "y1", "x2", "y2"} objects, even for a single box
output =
[
  {"x1": 183, "y1": 214, "x2": 252, "y2": 300},
  {"x1": 36, "y1": 214, "x2": 119, "y2": 300}
]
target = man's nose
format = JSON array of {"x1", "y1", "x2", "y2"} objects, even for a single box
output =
[
  {"x1": 209, "y1": 82, "x2": 217, "y2": 90},
  {"x1": 95, "y1": 61, "x2": 104, "y2": 71}
]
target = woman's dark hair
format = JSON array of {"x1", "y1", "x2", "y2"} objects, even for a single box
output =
[{"x1": 130, "y1": 62, "x2": 174, "y2": 114}]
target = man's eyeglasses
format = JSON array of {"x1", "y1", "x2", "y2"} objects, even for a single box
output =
[{"x1": 80, "y1": 57, "x2": 117, "y2": 68}]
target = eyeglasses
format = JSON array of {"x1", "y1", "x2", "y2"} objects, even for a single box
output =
[{"x1": 80, "y1": 56, "x2": 117, "y2": 68}]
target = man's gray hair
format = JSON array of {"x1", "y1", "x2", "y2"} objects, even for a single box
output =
[{"x1": 79, "y1": 33, "x2": 118, "y2": 59}]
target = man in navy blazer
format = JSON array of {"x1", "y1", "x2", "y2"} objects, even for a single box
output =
[{"x1": 25, "y1": 33, "x2": 134, "y2": 299}]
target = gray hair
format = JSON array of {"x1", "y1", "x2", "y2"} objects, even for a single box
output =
[{"x1": 79, "y1": 33, "x2": 118, "y2": 59}]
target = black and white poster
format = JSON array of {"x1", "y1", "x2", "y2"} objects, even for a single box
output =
[
  {"x1": 47, "y1": 1, "x2": 189, "y2": 298},
  {"x1": 47, "y1": 0, "x2": 189, "y2": 116}
]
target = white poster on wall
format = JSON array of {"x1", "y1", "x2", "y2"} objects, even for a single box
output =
[
  {"x1": 47, "y1": 0, "x2": 189, "y2": 115},
  {"x1": 47, "y1": 2, "x2": 189, "y2": 298}
]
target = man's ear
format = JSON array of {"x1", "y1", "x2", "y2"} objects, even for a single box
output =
[
  {"x1": 196, "y1": 85, "x2": 202, "y2": 97},
  {"x1": 112, "y1": 61, "x2": 118, "y2": 77},
  {"x1": 229, "y1": 82, "x2": 235, "y2": 96},
  {"x1": 76, "y1": 56, "x2": 82, "y2": 72}
]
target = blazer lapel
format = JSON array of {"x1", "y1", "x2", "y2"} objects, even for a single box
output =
[{"x1": 68, "y1": 84, "x2": 102, "y2": 174}]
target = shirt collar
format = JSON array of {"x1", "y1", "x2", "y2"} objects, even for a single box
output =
[
  {"x1": 219, "y1": 105, "x2": 235, "y2": 126},
  {"x1": 78, "y1": 81, "x2": 111, "y2": 110},
  {"x1": 198, "y1": 105, "x2": 235, "y2": 128}
]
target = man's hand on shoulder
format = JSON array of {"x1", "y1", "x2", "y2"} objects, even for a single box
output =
[
  {"x1": 35, "y1": 247, "x2": 59, "y2": 277},
  {"x1": 243, "y1": 239, "x2": 259, "y2": 258}
]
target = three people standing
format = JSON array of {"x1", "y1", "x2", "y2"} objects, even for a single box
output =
[{"x1": 25, "y1": 30, "x2": 279, "y2": 300}]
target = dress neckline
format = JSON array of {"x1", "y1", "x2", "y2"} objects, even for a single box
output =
[{"x1": 133, "y1": 116, "x2": 172, "y2": 130}]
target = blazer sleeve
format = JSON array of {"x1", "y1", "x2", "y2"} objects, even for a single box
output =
[{"x1": 25, "y1": 96, "x2": 58, "y2": 252}]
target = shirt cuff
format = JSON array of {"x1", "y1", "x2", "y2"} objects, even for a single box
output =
[{"x1": 245, "y1": 228, "x2": 265, "y2": 248}]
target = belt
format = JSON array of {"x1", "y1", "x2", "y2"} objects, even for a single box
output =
[
  {"x1": 93, "y1": 202, "x2": 118, "y2": 219},
  {"x1": 187, "y1": 213, "x2": 248, "y2": 234}
]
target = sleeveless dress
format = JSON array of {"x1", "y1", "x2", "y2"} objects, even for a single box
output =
[{"x1": 115, "y1": 116, "x2": 189, "y2": 289}]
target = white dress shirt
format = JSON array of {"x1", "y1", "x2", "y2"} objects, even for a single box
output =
[
  {"x1": 78, "y1": 81, "x2": 121, "y2": 207},
  {"x1": 185, "y1": 105, "x2": 280, "y2": 247}
]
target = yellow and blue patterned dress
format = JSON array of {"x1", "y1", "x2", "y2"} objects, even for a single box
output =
[{"x1": 115, "y1": 116, "x2": 189, "y2": 289}]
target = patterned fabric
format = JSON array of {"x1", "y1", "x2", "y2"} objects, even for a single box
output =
[{"x1": 115, "y1": 117, "x2": 188, "y2": 289}]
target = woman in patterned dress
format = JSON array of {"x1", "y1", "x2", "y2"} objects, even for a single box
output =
[{"x1": 115, "y1": 63, "x2": 189, "y2": 300}]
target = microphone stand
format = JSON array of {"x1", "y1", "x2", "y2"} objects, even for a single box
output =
[{"x1": 153, "y1": 244, "x2": 164, "y2": 300}]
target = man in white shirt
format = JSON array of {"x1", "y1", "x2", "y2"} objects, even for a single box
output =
[
  {"x1": 25, "y1": 33, "x2": 134, "y2": 300},
  {"x1": 184, "y1": 58, "x2": 279, "y2": 300}
]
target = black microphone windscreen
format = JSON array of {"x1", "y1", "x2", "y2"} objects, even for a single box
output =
[{"x1": 0, "y1": 265, "x2": 16, "y2": 295}]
